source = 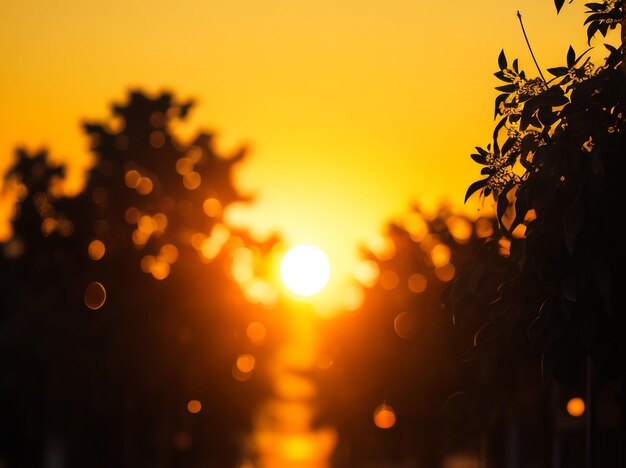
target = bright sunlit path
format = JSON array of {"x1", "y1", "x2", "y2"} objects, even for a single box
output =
[{"x1": 280, "y1": 244, "x2": 331, "y2": 297}]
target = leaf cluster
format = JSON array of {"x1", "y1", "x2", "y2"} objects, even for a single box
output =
[
  {"x1": 453, "y1": 0, "x2": 626, "y2": 427},
  {"x1": 554, "y1": 0, "x2": 623, "y2": 42}
]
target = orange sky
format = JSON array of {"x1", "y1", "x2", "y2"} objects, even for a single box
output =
[{"x1": 0, "y1": 1, "x2": 601, "y2": 302}]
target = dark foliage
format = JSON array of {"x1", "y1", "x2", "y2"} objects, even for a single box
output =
[{"x1": 454, "y1": 0, "x2": 626, "y2": 429}]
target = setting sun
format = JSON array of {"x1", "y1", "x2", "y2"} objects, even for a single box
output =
[{"x1": 280, "y1": 244, "x2": 331, "y2": 297}]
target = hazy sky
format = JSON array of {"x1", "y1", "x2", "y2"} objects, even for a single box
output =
[{"x1": 0, "y1": 1, "x2": 600, "y2": 296}]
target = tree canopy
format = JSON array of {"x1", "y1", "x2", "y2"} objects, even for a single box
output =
[
  {"x1": 452, "y1": 0, "x2": 626, "y2": 425},
  {"x1": 0, "y1": 91, "x2": 281, "y2": 467}
]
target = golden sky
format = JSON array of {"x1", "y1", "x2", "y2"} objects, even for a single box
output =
[{"x1": 0, "y1": 1, "x2": 596, "y2": 299}]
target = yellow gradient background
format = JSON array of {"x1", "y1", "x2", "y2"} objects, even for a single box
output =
[{"x1": 0, "y1": 1, "x2": 598, "y2": 298}]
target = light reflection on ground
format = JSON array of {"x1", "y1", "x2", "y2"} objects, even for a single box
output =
[{"x1": 245, "y1": 305, "x2": 337, "y2": 468}]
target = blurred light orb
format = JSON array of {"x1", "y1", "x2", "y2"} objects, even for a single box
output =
[
  {"x1": 187, "y1": 400, "x2": 202, "y2": 414},
  {"x1": 84, "y1": 282, "x2": 106, "y2": 310},
  {"x1": 567, "y1": 397, "x2": 585, "y2": 417},
  {"x1": 236, "y1": 354, "x2": 256, "y2": 373},
  {"x1": 280, "y1": 244, "x2": 330, "y2": 296},
  {"x1": 246, "y1": 322, "x2": 267, "y2": 344},
  {"x1": 172, "y1": 431, "x2": 192, "y2": 450},
  {"x1": 394, "y1": 311, "x2": 417, "y2": 339},
  {"x1": 408, "y1": 273, "x2": 427, "y2": 293},
  {"x1": 88, "y1": 240, "x2": 106, "y2": 261},
  {"x1": 373, "y1": 403, "x2": 396, "y2": 429}
]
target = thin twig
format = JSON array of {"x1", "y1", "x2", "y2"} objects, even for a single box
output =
[
  {"x1": 517, "y1": 11, "x2": 546, "y2": 82},
  {"x1": 621, "y1": 3, "x2": 626, "y2": 75}
]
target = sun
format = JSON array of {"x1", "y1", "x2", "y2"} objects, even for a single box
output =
[{"x1": 280, "y1": 244, "x2": 331, "y2": 297}]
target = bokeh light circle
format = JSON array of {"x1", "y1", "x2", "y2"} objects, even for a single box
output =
[
  {"x1": 187, "y1": 400, "x2": 202, "y2": 414},
  {"x1": 373, "y1": 403, "x2": 396, "y2": 429},
  {"x1": 84, "y1": 281, "x2": 106, "y2": 310},
  {"x1": 567, "y1": 397, "x2": 585, "y2": 417},
  {"x1": 280, "y1": 244, "x2": 331, "y2": 296}
]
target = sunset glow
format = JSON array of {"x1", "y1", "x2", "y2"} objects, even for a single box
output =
[
  {"x1": 0, "y1": 0, "x2": 597, "y2": 287},
  {"x1": 280, "y1": 245, "x2": 331, "y2": 297},
  {"x1": 1, "y1": 1, "x2": 621, "y2": 466}
]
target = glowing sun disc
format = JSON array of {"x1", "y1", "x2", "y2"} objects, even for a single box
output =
[{"x1": 280, "y1": 244, "x2": 331, "y2": 296}]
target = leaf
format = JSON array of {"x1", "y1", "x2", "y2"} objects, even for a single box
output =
[
  {"x1": 562, "y1": 197, "x2": 584, "y2": 241},
  {"x1": 475, "y1": 146, "x2": 488, "y2": 156},
  {"x1": 520, "y1": 105, "x2": 535, "y2": 131},
  {"x1": 498, "y1": 49, "x2": 507, "y2": 70},
  {"x1": 496, "y1": 192, "x2": 509, "y2": 222},
  {"x1": 584, "y1": 3, "x2": 604, "y2": 12},
  {"x1": 470, "y1": 153, "x2": 487, "y2": 164},
  {"x1": 587, "y1": 21, "x2": 601, "y2": 43},
  {"x1": 496, "y1": 84, "x2": 517, "y2": 93},
  {"x1": 570, "y1": 47, "x2": 593, "y2": 68},
  {"x1": 548, "y1": 66, "x2": 569, "y2": 77},
  {"x1": 465, "y1": 178, "x2": 489, "y2": 203},
  {"x1": 567, "y1": 46, "x2": 576, "y2": 68},
  {"x1": 599, "y1": 21, "x2": 609, "y2": 37},
  {"x1": 492, "y1": 117, "x2": 508, "y2": 148},
  {"x1": 510, "y1": 187, "x2": 529, "y2": 232},
  {"x1": 554, "y1": 0, "x2": 565, "y2": 13},
  {"x1": 178, "y1": 100, "x2": 194, "y2": 119},
  {"x1": 538, "y1": 106, "x2": 558, "y2": 127},
  {"x1": 531, "y1": 87, "x2": 569, "y2": 108},
  {"x1": 584, "y1": 12, "x2": 605, "y2": 25},
  {"x1": 494, "y1": 94, "x2": 508, "y2": 118}
]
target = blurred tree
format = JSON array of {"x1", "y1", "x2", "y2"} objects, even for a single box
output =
[
  {"x1": 0, "y1": 91, "x2": 279, "y2": 468},
  {"x1": 319, "y1": 206, "x2": 500, "y2": 467}
]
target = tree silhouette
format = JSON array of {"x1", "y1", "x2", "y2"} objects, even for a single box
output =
[
  {"x1": 454, "y1": 1, "x2": 626, "y2": 465},
  {"x1": 319, "y1": 206, "x2": 499, "y2": 467},
  {"x1": 0, "y1": 91, "x2": 278, "y2": 468}
]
